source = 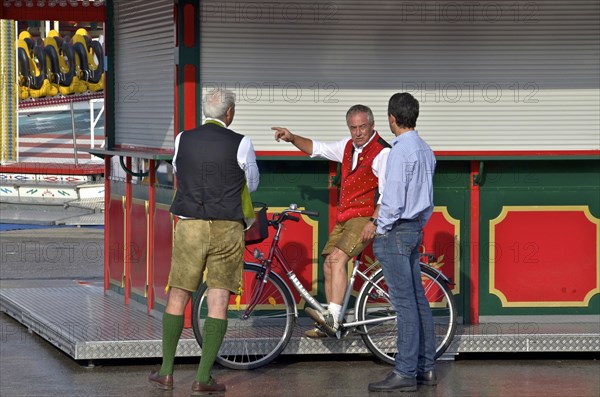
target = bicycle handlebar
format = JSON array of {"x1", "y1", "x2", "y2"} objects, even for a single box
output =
[
  {"x1": 270, "y1": 204, "x2": 319, "y2": 226},
  {"x1": 300, "y1": 210, "x2": 319, "y2": 217}
]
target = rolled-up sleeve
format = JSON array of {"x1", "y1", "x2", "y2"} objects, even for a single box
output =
[
  {"x1": 238, "y1": 136, "x2": 260, "y2": 193},
  {"x1": 372, "y1": 147, "x2": 390, "y2": 204},
  {"x1": 172, "y1": 131, "x2": 183, "y2": 174},
  {"x1": 311, "y1": 138, "x2": 349, "y2": 163}
]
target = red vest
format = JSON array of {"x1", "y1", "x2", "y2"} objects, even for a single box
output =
[{"x1": 337, "y1": 132, "x2": 389, "y2": 223}]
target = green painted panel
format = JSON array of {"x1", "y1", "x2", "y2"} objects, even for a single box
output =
[
  {"x1": 431, "y1": 161, "x2": 471, "y2": 322},
  {"x1": 433, "y1": 160, "x2": 471, "y2": 188},
  {"x1": 479, "y1": 160, "x2": 600, "y2": 189},
  {"x1": 256, "y1": 159, "x2": 330, "y2": 189},
  {"x1": 432, "y1": 187, "x2": 469, "y2": 323},
  {"x1": 479, "y1": 160, "x2": 600, "y2": 316}
]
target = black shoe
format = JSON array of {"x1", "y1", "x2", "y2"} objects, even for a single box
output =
[
  {"x1": 417, "y1": 369, "x2": 437, "y2": 386},
  {"x1": 368, "y1": 371, "x2": 417, "y2": 392}
]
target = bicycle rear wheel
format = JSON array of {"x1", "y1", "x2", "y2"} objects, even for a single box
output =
[
  {"x1": 356, "y1": 264, "x2": 457, "y2": 365},
  {"x1": 192, "y1": 263, "x2": 295, "y2": 370}
]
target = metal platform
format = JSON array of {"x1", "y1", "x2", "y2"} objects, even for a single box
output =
[{"x1": 1, "y1": 281, "x2": 598, "y2": 362}]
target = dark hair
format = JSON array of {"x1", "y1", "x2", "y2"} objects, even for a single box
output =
[
  {"x1": 388, "y1": 93, "x2": 419, "y2": 129},
  {"x1": 346, "y1": 104, "x2": 374, "y2": 125}
]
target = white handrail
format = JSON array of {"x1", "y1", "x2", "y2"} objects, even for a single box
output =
[{"x1": 89, "y1": 98, "x2": 105, "y2": 148}]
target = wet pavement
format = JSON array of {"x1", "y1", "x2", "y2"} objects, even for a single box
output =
[
  {"x1": 1, "y1": 228, "x2": 599, "y2": 397},
  {"x1": 1, "y1": 313, "x2": 598, "y2": 397}
]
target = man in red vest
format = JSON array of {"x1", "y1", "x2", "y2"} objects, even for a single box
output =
[{"x1": 272, "y1": 105, "x2": 390, "y2": 337}]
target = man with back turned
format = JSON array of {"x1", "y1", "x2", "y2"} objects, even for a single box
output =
[{"x1": 369, "y1": 93, "x2": 437, "y2": 393}]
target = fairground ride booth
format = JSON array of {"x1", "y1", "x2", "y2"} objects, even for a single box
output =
[
  {"x1": 2, "y1": 0, "x2": 598, "y2": 358},
  {"x1": 1, "y1": 2, "x2": 106, "y2": 207}
]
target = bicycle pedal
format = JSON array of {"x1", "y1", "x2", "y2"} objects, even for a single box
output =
[{"x1": 335, "y1": 327, "x2": 350, "y2": 339}]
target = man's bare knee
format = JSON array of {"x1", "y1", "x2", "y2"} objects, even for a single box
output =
[
  {"x1": 206, "y1": 288, "x2": 231, "y2": 319},
  {"x1": 165, "y1": 287, "x2": 191, "y2": 315},
  {"x1": 328, "y1": 248, "x2": 350, "y2": 270}
]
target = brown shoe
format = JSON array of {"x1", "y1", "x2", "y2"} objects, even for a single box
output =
[
  {"x1": 305, "y1": 327, "x2": 329, "y2": 338},
  {"x1": 148, "y1": 370, "x2": 173, "y2": 390},
  {"x1": 191, "y1": 378, "x2": 226, "y2": 395},
  {"x1": 304, "y1": 307, "x2": 337, "y2": 336}
]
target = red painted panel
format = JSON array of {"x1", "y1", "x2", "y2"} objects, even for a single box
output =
[
  {"x1": 129, "y1": 201, "x2": 148, "y2": 299},
  {"x1": 183, "y1": 64, "x2": 197, "y2": 130},
  {"x1": 183, "y1": 3, "x2": 196, "y2": 48},
  {"x1": 107, "y1": 195, "x2": 125, "y2": 288},
  {"x1": 493, "y1": 210, "x2": 598, "y2": 303},
  {"x1": 243, "y1": 210, "x2": 318, "y2": 304},
  {"x1": 422, "y1": 211, "x2": 458, "y2": 290},
  {"x1": 153, "y1": 206, "x2": 173, "y2": 305}
]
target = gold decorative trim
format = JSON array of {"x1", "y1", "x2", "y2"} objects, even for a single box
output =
[
  {"x1": 266, "y1": 207, "x2": 319, "y2": 308},
  {"x1": 435, "y1": 206, "x2": 461, "y2": 295},
  {"x1": 489, "y1": 205, "x2": 600, "y2": 307}
]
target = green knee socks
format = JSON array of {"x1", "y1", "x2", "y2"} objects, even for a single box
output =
[
  {"x1": 158, "y1": 313, "x2": 184, "y2": 376},
  {"x1": 195, "y1": 317, "x2": 228, "y2": 384}
]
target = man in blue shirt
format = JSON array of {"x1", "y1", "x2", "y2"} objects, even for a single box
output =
[{"x1": 368, "y1": 93, "x2": 437, "y2": 393}]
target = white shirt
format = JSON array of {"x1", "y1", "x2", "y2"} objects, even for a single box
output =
[
  {"x1": 172, "y1": 118, "x2": 259, "y2": 193},
  {"x1": 311, "y1": 133, "x2": 390, "y2": 203}
]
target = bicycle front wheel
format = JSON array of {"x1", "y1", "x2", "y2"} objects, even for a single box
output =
[
  {"x1": 356, "y1": 264, "x2": 457, "y2": 365},
  {"x1": 192, "y1": 263, "x2": 295, "y2": 370}
]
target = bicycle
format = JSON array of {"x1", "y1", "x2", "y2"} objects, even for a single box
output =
[{"x1": 192, "y1": 204, "x2": 457, "y2": 370}]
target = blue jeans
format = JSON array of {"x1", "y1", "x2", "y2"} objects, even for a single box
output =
[{"x1": 373, "y1": 221, "x2": 436, "y2": 377}]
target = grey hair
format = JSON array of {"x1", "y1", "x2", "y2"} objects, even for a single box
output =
[
  {"x1": 203, "y1": 88, "x2": 236, "y2": 120},
  {"x1": 346, "y1": 104, "x2": 374, "y2": 125}
]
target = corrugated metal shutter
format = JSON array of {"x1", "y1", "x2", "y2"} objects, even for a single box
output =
[
  {"x1": 113, "y1": 0, "x2": 174, "y2": 149},
  {"x1": 200, "y1": 0, "x2": 599, "y2": 152}
]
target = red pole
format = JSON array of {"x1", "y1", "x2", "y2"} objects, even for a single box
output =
[
  {"x1": 469, "y1": 160, "x2": 480, "y2": 324},
  {"x1": 103, "y1": 156, "x2": 111, "y2": 291},
  {"x1": 147, "y1": 160, "x2": 156, "y2": 313},
  {"x1": 125, "y1": 157, "x2": 132, "y2": 305}
]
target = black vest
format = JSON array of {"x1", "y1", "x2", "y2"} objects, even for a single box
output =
[{"x1": 170, "y1": 123, "x2": 246, "y2": 220}]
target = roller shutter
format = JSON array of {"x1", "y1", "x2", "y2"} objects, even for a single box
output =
[
  {"x1": 113, "y1": 0, "x2": 174, "y2": 149},
  {"x1": 199, "y1": 0, "x2": 600, "y2": 152}
]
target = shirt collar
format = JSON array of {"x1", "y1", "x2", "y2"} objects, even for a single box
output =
[
  {"x1": 392, "y1": 130, "x2": 417, "y2": 145},
  {"x1": 204, "y1": 118, "x2": 227, "y2": 128}
]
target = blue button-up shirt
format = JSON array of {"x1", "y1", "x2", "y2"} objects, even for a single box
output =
[{"x1": 377, "y1": 130, "x2": 436, "y2": 234}]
